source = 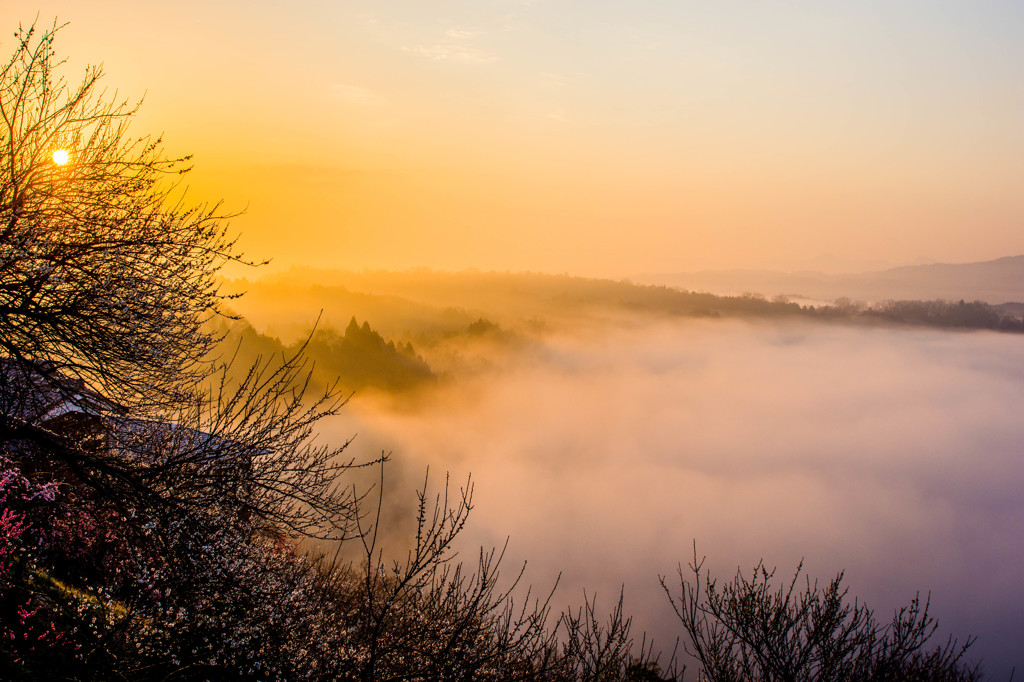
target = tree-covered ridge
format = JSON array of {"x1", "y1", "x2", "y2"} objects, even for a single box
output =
[
  {"x1": 227, "y1": 269, "x2": 1024, "y2": 340},
  {"x1": 636, "y1": 256, "x2": 1024, "y2": 308},
  {"x1": 214, "y1": 316, "x2": 437, "y2": 395},
  {"x1": 309, "y1": 317, "x2": 434, "y2": 392}
]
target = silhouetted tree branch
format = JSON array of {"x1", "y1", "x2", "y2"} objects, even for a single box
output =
[
  {"x1": 661, "y1": 545, "x2": 980, "y2": 682},
  {"x1": 0, "y1": 20, "x2": 250, "y2": 413}
]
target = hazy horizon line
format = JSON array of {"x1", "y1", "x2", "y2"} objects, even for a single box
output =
[{"x1": 222, "y1": 252, "x2": 1024, "y2": 284}]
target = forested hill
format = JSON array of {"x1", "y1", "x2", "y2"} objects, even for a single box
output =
[
  {"x1": 634, "y1": 255, "x2": 1024, "y2": 305},
  {"x1": 213, "y1": 316, "x2": 436, "y2": 395},
  {"x1": 223, "y1": 269, "x2": 1024, "y2": 341}
]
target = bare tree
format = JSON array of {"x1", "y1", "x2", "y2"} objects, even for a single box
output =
[
  {"x1": 661, "y1": 546, "x2": 981, "y2": 682},
  {"x1": 558, "y1": 590, "x2": 681, "y2": 682},
  {"x1": 0, "y1": 19, "x2": 240, "y2": 412},
  {"x1": 0, "y1": 18, "x2": 373, "y2": 539},
  {"x1": 0, "y1": 20, "x2": 380, "y2": 678},
  {"x1": 347, "y1": 466, "x2": 564, "y2": 681}
]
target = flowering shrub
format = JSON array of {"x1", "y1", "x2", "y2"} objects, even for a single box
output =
[{"x1": 0, "y1": 457, "x2": 79, "y2": 674}]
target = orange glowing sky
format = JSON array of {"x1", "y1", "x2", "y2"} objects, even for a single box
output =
[{"x1": 10, "y1": 1, "x2": 1024, "y2": 276}]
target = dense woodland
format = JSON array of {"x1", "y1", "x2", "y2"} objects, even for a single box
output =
[
  {"x1": 214, "y1": 317, "x2": 437, "y2": 396},
  {"x1": 210, "y1": 291, "x2": 1024, "y2": 402},
  {"x1": 0, "y1": 22, "x2": 991, "y2": 680},
  {"x1": 224, "y1": 269, "x2": 1024, "y2": 345},
  {"x1": 212, "y1": 272, "x2": 1024, "y2": 403}
]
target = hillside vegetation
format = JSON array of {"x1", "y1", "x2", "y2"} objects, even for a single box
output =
[
  {"x1": 216, "y1": 269, "x2": 1024, "y2": 402},
  {"x1": 224, "y1": 268, "x2": 1024, "y2": 344}
]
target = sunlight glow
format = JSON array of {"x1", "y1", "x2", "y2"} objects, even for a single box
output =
[{"x1": 52, "y1": 149, "x2": 69, "y2": 165}]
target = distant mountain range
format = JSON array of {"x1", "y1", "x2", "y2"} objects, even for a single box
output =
[{"x1": 633, "y1": 255, "x2": 1024, "y2": 305}]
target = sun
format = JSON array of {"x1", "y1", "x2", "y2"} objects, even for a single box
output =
[{"x1": 52, "y1": 149, "x2": 69, "y2": 165}]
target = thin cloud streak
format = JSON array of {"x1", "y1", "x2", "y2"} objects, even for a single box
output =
[
  {"x1": 401, "y1": 26, "x2": 499, "y2": 64},
  {"x1": 402, "y1": 43, "x2": 499, "y2": 64},
  {"x1": 329, "y1": 84, "x2": 382, "y2": 106}
]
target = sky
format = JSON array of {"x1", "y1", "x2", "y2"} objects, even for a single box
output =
[{"x1": 8, "y1": 1, "x2": 1024, "y2": 276}]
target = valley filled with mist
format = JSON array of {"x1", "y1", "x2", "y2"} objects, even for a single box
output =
[{"x1": 220, "y1": 264, "x2": 1024, "y2": 675}]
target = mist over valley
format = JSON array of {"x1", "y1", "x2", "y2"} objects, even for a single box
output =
[{"x1": 223, "y1": 266, "x2": 1024, "y2": 675}]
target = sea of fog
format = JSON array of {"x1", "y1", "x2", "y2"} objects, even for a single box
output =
[{"x1": 321, "y1": 318, "x2": 1023, "y2": 676}]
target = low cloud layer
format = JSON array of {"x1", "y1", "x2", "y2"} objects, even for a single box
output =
[{"x1": 323, "y1": 318, "x2": 1024, "y2": 674}]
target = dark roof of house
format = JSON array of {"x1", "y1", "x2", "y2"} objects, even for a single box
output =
[
  {"x1": 0, "y1": 356, "x2": 127, "y2": 423},
  {"x1": 1, "y1": 357, "x2": 247, "y2": 467}
]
